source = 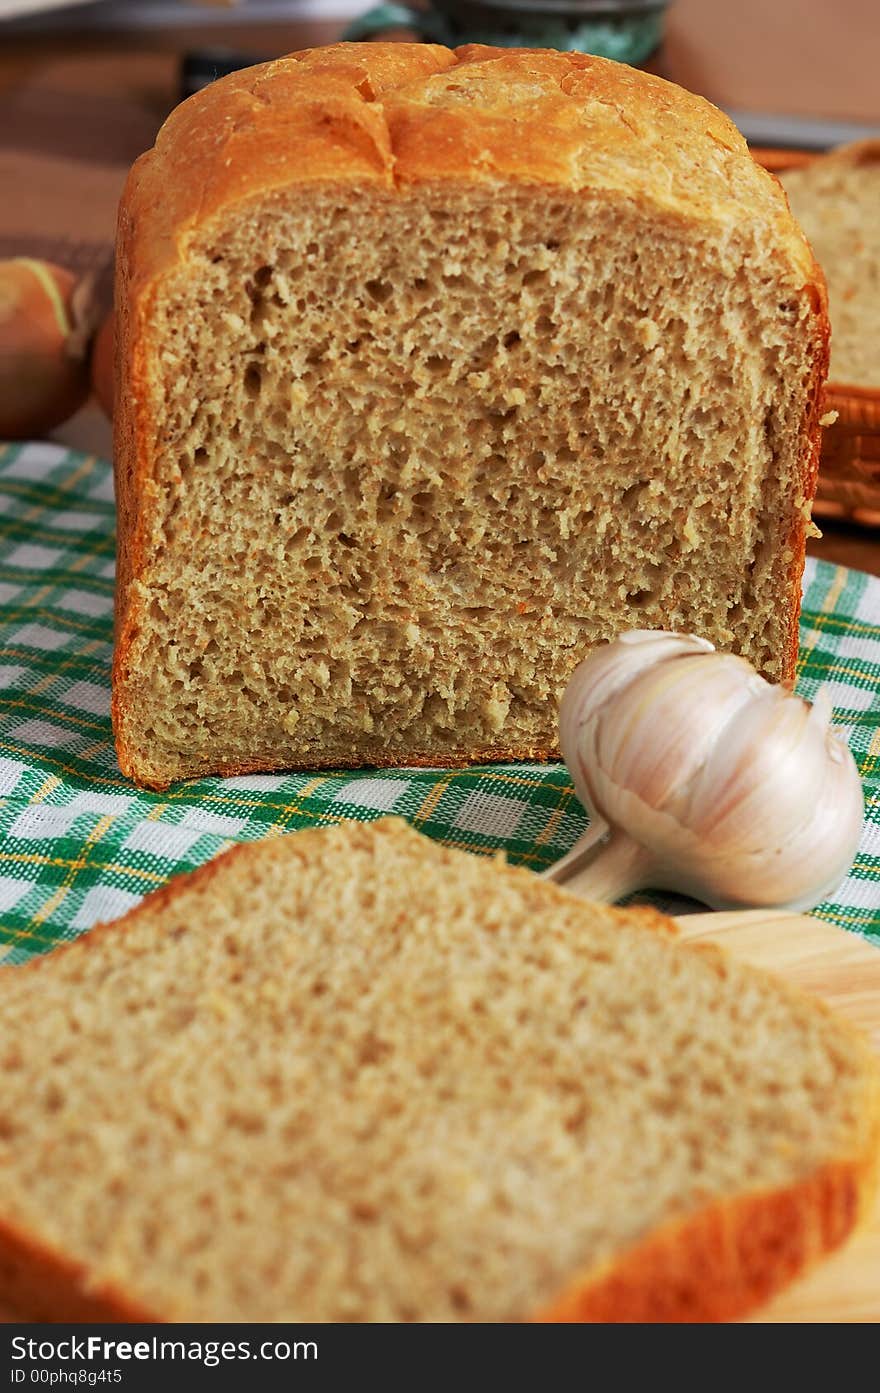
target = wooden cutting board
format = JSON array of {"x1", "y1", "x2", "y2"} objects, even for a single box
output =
[{"x1": 673, "y1": 907, "x2": 880, "y2": 1323}]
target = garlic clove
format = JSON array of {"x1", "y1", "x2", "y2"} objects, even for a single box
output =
[
  {"x1": 683, "y1": 691, "x2": 863, "y2": 908},
  {"x1": 703, "y1": 719, "x2": 863, "y2": 912},
  {"x1": 559, "y1": 631, "x2": 721, "y2": 823},
  {"x1": 559, "y1": 632, "x2": 709, "y2": 755},
  {"x1": 595, "y1": 654, "x2": 757, "y2": 819},
  {"x1": 691, "y1": 688, "x2": 834, "y2": 848}
]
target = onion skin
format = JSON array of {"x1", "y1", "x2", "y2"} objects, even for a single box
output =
[
  {"x1": 91, "y1": 312, "x2": 114, "y2": 420},
  {"x1": 0, "y1": 259, "x2": 91, "y2": 439}
]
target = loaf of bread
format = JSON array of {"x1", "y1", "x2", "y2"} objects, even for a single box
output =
[
  {"x1": 113, "y1": 42, "x2": 828, "y2": 788},
  {"x1": 0, "y1": 819, "x2": 876, "y2": 1322},
  {"x1": 780, "y1": 140, "x2": 880, "y2": 388}
]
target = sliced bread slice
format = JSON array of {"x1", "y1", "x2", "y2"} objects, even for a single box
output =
[
  {"x1": 0, "y1": 818, "x2": 876, "y2": 1322},
  {"x1": 781, "y1": 140, "x2": 880, "y2": 388}
]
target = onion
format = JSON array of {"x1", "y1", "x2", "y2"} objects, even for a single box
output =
[{"x1": 0, "y1": 259, "x2": 92, "y2": 439}]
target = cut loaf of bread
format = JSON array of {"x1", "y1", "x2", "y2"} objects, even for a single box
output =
[
  {"x1": 0, "y1": 819, "x2": 876, "y2": 1323},
  {"x1": 780, "y1": 140, "x2": 880, "y2": 389},
  {"x1": 113, "y1": 42, "x2": 829, "y2": 788}
]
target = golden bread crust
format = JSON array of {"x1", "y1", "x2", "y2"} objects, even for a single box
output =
[
  {"x1": 113, "y1": 43, "x2": 829, "y2": 786},
  {"x1": 118, "y1": 42, "x2": 816, "y2": 297},
  {"x1": 0, "y1": 1214, "x2": 159, "y2": 1322}
]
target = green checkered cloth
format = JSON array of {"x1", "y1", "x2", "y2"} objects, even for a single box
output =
[{"x1": 0, "y1": 440, "x2": 877, "y2": 963}]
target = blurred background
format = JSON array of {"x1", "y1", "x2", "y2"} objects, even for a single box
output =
[{"x1": 3, "y1": 0, "x2": 879, "y2": 565}]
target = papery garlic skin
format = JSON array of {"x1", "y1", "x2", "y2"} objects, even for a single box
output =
[{"x1": 558, "y1": 631, "x2": 864, "y2": 912}]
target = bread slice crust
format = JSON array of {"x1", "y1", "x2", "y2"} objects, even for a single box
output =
[
  {"x1": 0, "y1": 821, "x2": 876, "y2": 1322},
  {"x1": 115, "y1": 743, "x2": 559, "y2": 795},
  {"x1": 537, "y1": 1155, "x2": 878, "y2": 1322}
]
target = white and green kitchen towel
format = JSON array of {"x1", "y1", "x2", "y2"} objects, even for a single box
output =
[{"x1": 0, "y1": 440, "x2": 877, "y2": 964}]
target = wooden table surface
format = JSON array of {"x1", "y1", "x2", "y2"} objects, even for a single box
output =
[{"x1": 3, "y1": 0, "x2": 879, "y2": 575}]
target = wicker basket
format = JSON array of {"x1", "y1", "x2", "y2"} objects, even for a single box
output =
[{"x1": 755, "y1": 146, "x2": 880, "y2": 526}]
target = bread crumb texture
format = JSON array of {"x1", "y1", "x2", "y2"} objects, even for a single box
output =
[
  {"x1": 113, "y1": 44, "x2": 826, "y2": 785},
  {"x1": 0, "y1": 820, "x2": 876, "y2": 1322}
]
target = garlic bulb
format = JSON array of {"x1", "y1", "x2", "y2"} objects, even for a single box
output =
[{"x1": 552, "y1": 631, "x2": 863, "y2": 912}]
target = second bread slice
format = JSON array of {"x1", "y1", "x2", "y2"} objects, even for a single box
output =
[{"x1": 0, "y1": 818, "x2": 876, "y2": 1322}]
